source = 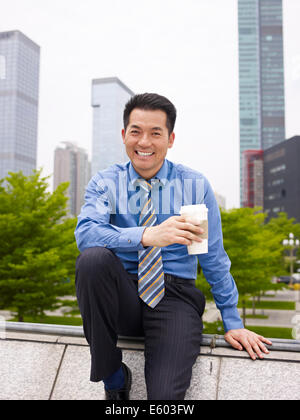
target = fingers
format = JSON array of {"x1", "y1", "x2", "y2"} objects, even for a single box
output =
[
  {"x1": 249, "y1": 340, "x2": 265, "y2": 359},
  {"x1": 174, "y1": 236, "x2": 192, "y2": 246},
  {"x1": 243, "y1": 339, "x2": 258, "y2": 360},
  {"x1": 258, "y1": 335, "x2": 273, "y2": 346},
  {"x1": 256, "y1": 339, "x2": 270, "y2": 355},
  {"x1": 176, "y1": 229, "x2": 202, "y2": 244},
  {"x1": 249, "y1": 334, "x2": 272, "y2": 358},
  {"x1": 175, "y1": 216, "x2": 204, "y2": 231},
  {"x1": 224, "y1": 334, "x2": 243, "y2": 351},
  {"x1": 234, "y1": 337, "x2": 261, "y2": 360},
  {"x1": 165, "y1": 220, "x2": 202, "y2": 245},
  {"x1": 174, "y1": 219, "x2": 204, "y2": 243},
  {"x1": 182, "y1": 222, "x2": 204, "y2": 236},
  {"x1": 225, "y1": 329, "x2": 272, "y2": 361},
  {"x1": 174, "y1": 234, "x2": 197, "y2": 246}
]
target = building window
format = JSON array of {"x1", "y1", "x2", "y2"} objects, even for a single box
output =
[
  {"x1": 270, "y1": 164, "x2": 286, "y2": 174},
  {"x1": 267, "y1": 193, "x2": 280, "y2": 200},
  {"x1": 272, "y1": 178, "x2": 284, "y2": 186}
]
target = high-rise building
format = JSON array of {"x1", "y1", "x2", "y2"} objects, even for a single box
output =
[
  {"x1": 238, "y1": 0, "x2": 285, "y2": 205},
  {"x1": 264, "y1": 136, "x2": 300, "y2": 223},
  {"x1": 53, "y1": 142, "x2": 91, "y2": 216},
  {"x1": 91, "y1": 77, "x2": 134, "y2": 176},
  {"x1": 242, "y1": 150, "x2": 264, "y2": 208},
  {"x1": 0, "y1": 30, "x2": 40, "y2": 180},
  {"x1": 214, "y1": 191, "x2": 226, "y2": 210}
]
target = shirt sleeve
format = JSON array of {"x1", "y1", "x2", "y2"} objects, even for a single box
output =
[
  {"x1": 74, "y1": 174, "x2": 147, "y2": 253},
  {"x1": 197, "y1": 177, "x2": 244, "y2": 332}
]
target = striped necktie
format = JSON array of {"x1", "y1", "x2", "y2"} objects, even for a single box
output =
[{"x1": 137, "y1": 178, "x2": 165, "y2": 308}]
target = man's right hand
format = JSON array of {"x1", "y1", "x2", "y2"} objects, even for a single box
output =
[{"x1": 141, "y1": 216, "x2": 204, "y2": 248}]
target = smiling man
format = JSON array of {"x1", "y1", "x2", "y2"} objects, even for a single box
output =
[
  {"x1": 122, "y1": 107, "x2": 175, "y2": 180},
  {"x1": 74, "y1": 93, "x2": 272, "y2": 400}
]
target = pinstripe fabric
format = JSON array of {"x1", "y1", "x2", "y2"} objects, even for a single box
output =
[
  {"x1": 76, "y1": 246, "x2": 205, "y2": 396},
  {"x1": 137, "y1": 179, "x2": 165, "y2": 308}
]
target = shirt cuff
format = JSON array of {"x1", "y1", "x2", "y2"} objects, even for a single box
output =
[
  {"x1": 220, "y1": 306, "x2": 244, "y2": 332},
  {"x1": 118, "y1": 226, "x2": 147, "y2": 250}
]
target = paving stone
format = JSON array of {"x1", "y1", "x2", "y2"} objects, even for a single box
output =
[
  {"x1": 5, "y1": 331, "x2": 59, "y2": 343},
  {"x1": 50, "y1": 345, "x2": 102, "y2": 400},
  {"x1": 52, "y1": 345, "x2": 218, "y2": 400},
  {"x1": 217, "y1": 357, "x2": 300, "y2": 400},
  {"x1": 0, "y1": 340, "x2": 64, "y2": 400},
  {"x1": 51, "y1": 345, "x2": 147, "y2": 400},
  {"x1": 2, "y1": 332, "x2": 300, "y2": 400},
  {"x1": 185, "y1": 356, "x2": 220, "y2": 400}
]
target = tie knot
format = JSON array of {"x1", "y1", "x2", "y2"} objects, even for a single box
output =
[{"x1": 136, "y1": 178, "x2": 156, "y2": 193}]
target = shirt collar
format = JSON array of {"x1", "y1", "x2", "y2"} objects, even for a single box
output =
[{"x1": 129, "y1": 160, "x2": 169, "y2": 187}]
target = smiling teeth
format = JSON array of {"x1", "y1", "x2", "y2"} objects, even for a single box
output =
[{"x1": 137, "y1": 151, "x2": 153, "y2": 156}]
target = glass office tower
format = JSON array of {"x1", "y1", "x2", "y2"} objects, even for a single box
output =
[
  {"x1": 91, "y1": 77, "x2": 134, "y2": 176},
  {"x1": 0, "y1": 31, "x2": 40, "y2": 180},
  {"x1": 54, "y1": 142, "x2": 91, "y2": 216},
  {"x1": 238, "y1": 0, "x2": 285, "y2": 205}
]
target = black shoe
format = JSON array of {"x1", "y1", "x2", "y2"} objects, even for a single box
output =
[{"x1": 104, "y1": 363, "x2": 132, "y2": 400}]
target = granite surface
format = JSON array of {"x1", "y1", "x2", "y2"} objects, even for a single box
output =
[{"x1": 1, "y1": 332, "x2": 300, "y2": 400}]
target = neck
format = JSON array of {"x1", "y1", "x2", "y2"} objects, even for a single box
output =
[{"x1": 131, "y1": 162, "x2": 164, "y2": 181}]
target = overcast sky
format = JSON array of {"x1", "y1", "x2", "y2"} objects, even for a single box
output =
[{"x1": 1, "y1": 0, "x2": 300, "y2": 209}]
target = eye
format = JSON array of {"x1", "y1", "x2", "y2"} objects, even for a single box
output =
[
  {"x1": 152, "y1": 132, "x2": 161, "y2": 136},
  {"x1": 131, "y1": 130, "x2": 140, "y2": 135}
]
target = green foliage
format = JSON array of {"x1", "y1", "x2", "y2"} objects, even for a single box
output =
[
  {"x1": 197, "y1": 206, "x2": 300, "y2": 325},
  {"x1": 203, "y1": 321, "x2": 293, "y2": 339},
  {"x1": 0, "y1": 170, "x2": 79, "y2": 321},
  {"x1": 237, "y1": 300, "x2": 295, "y2": 311},
  {"x1": 203, "y1": 320, "x2": 224, "y2": 335},
  {"x1": 8, "y1": 314, "x2": 83, "y2": 326},
  {"x1": 220, "y1": 207, "x2": 283, "y2": 298},
  {"x1": 265, "y1": 211, "x2": 300, "y2": 238},
  {"x1": 246, "y1": 326, "x2": 293, "y2": 340},
  {"x1": 264, "y1": 212, "x2": 300, "y2": 271}
]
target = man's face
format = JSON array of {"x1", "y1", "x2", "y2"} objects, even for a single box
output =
[{"x1": 122, "y1": 108, "x2": 175, "y2": 180}]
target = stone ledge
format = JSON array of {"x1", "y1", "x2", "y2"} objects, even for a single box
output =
[{"x1": 1, "y1": 325, "x2": 300, "y2": 400}]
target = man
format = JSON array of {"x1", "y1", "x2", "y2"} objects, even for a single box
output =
[{"x1": 75, "y1": 93, "x2": 272, "y2": 400}]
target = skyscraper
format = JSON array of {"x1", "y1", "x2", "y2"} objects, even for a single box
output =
[
  {"x1": 214, "y1": 191, "x2": 226, "y2": 210},
  {"x1": 242, "y1": 150, "x2": 264, "y2": 208},
  {"x1": 0, "y1": 30, "x2": 40, "y2": 180},
  {"x1": 53, "y1": 142, "x2": 91, "y2": 216},
  {"x1": 238, "y1": 0, "x2": 285, "y2": 205},
  {"x1": 264, "y1": 136, "x2": 300, "y2": 222},
  {"x1": 91, "y1": 77, "x2": 134, "y2": 176}
]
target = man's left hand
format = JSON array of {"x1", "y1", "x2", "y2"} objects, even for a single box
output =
[{"x1": 224, "y1": 328, "x2": 272, "y2": 360}]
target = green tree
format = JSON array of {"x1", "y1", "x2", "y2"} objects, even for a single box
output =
[
  {"x1": 0, "y1": 170, "x2": 79, "y2": 321},
  {"x1": 197, "y1": 207, "x2": 285, "y2": 325},
  {"x1": 265, "y1": 212, "x2": 300, "y2": 239},
  {"x1": 264, "y1": 212, "x2": 300, "y2": 276}
]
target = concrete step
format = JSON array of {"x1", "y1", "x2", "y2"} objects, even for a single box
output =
[{"x1": 1, "y1": 323, "x2": 300, "y2": 400}]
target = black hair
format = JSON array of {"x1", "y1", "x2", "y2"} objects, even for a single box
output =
[{"x1": 123, "y1": 93, "x2": 177, "y2": 135}]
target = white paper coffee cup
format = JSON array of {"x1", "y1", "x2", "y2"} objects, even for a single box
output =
[{"x1": 180, "y1": 204, "x2": 208, "y2": 254}]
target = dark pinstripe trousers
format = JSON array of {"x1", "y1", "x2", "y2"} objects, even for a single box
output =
[{"x1": 75, "y1": 246, "x2": 205, "y2": 400}]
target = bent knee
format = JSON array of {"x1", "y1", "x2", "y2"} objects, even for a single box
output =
[{"x1": 76, "y1": 246, "x2": 115, "y2": 273}]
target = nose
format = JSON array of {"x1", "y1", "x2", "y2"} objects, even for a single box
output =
[{"x1": 138, "y1": 133, "x2": 151, "y2": 147}]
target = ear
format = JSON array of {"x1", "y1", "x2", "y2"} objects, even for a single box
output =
[
  {"x1": 122, "y1": 128, "x2": 126, "y2": 144},
  {"x1": 168, "y1": 132, "x2": 175, "y2": 149}
]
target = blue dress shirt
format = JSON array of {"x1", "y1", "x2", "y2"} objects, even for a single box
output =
[{"x1": 75, "y1": 159, "x2": 244, "y2": 332}]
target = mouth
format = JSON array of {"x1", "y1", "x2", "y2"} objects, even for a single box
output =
[{"x1": 135, "y1": 151, "x2": 154, "y2": 157}]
